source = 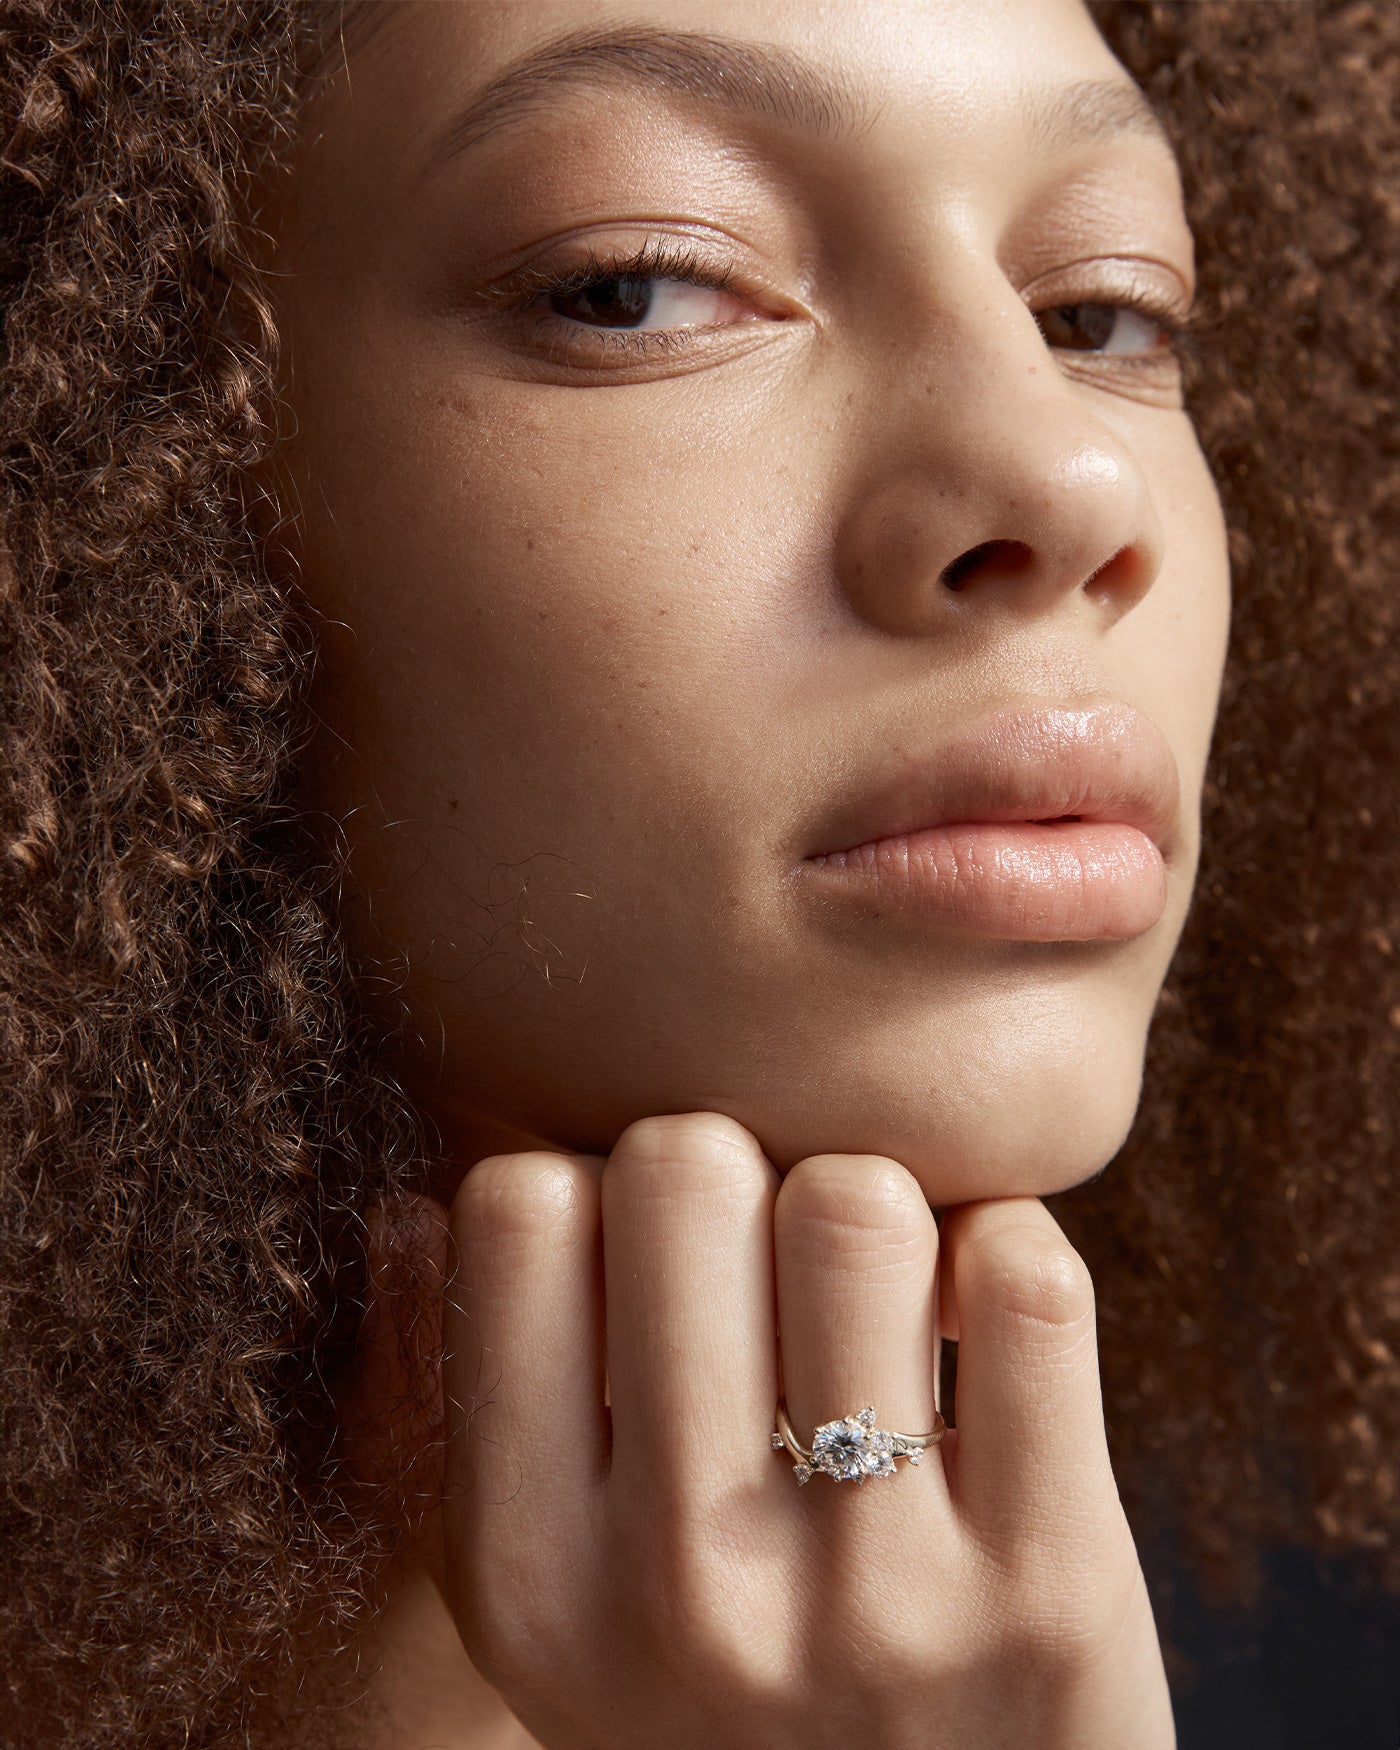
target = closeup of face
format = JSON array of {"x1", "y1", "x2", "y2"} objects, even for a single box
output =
[{"x1": 255, "y1": 0, "x2": 1230, "y2": 1205}]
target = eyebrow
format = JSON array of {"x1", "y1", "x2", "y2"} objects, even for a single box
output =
[
  {"x1": 1022, "y1": 76, "x2": 1176, "y2": 159},
  {"x1": 423, "y1": 24, "x2": 1177, "y2": 173},
  {"x1": 424, "y1": 24, "x2": 874, "y2": 168}
]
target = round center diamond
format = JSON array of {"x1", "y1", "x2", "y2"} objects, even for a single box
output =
[{"x1": 811, "y1": 1412, "x2": 897, "y2": 1482}]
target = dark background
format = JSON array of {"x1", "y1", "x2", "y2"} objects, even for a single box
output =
[
  {"x1": 1148, "y1": 1537, "x2": 1400, "y2": 1748},
  {"x1": 937, "y1": 1342, "x2": 1400, "y2": 1746}
]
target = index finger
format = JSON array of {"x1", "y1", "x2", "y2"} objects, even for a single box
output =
[{"x1": 442, "y1": 1151, "x2": 609, "y2": 1581}]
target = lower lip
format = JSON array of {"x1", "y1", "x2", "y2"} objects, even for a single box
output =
[{"x1": 802, "y1": 821, "x2": 1167, "y2": 941}]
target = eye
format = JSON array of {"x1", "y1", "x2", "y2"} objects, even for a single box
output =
[
  {"x1": 543, "y1": 273, "x2": 755, "y2": 332},
  {"x1": 1035, "y1": 300, "x2": 1179, "y2": 357}
]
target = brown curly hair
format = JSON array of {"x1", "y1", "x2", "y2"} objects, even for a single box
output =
[{"x1": 1, "y1": 2, "x2": 1395, "y2": 1745}]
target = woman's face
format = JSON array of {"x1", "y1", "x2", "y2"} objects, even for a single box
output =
[{"x1": 258, "y1": 0, "x2": 1229, "y2": 1203}]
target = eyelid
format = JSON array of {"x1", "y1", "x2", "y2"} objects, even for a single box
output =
[
  {"x1": 1021, "y1": 254, "x2": 1195, "y2": 320},
  {"x1": 1021, "y1": 255, "x2": 1200, "y2": 366},
  {"x1": 473, "y1": 231, "x2": 788, "y2": 314},
  {"x1": 470, "y1": 232, "x2": 794, "y2": 370}
]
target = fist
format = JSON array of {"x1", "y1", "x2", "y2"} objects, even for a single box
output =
[{"x1": 439, "y1": 1112, "x2": 1173, "y2": 1749}]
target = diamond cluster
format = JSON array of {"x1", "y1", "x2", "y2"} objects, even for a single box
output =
[{"x1": 775, "y1": 1404, "x2": 923, "y2": 1485}]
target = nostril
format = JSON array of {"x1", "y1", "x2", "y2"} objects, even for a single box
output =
[
  {"x1": 1084, "y1": 544, "x2": 1143, "y2": 596},
  {"x1": 939, "y1": 539, "x2": 1035, "y2": 592},
  {"x1": 939, "y1": 545, "x2": 985, "y2": 591}
]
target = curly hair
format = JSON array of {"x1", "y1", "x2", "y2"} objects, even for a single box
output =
[{"x1": 0, "y1": 2, "x2": 1395, "y2": 1745}]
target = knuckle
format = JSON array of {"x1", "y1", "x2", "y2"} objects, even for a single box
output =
[
  {"x1": 802, "y1": 1614, "x2": 953, "y2": 1727},
  {"x1": 644, "y1": 1573, "x2": 768, "y2": 1683},
  {"x1": 976, "y1": 1518, "x2": 1145, "y2": 1671},
  {"x1": 972, "y1": 1227, "x2": 1095, "y2": 1331},
  {"x1": 777, "y1": 1156, "x2": 933, "y2": 1274},
  {"x1": 1003, "y1": 1582, "x2": 1130, "y2": 1677},
  {"x1": 609, "y1": 1110, "x2": 769, "y2": 1189},
  {"x1": 787, "y1": 1155, "x2": 923, "y2": 1221},
  {"x1": 460, "y1": 1600, "x2": 558, "y2": 1699},
  {"x1": 453, "y1": 1153, "x2": 590, "y2": 1244},
  {"x1": 447, "y1": 1560, "x2": 555, "y2": 1694},
  {"x1": 622, "y1": 1521, "x2": 795, "y2": 1697}
]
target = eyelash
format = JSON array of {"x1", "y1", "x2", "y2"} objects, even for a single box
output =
[
  {"x1": 494, "y1": 237, "x2": 1200, "y2": 368},
  {"x1": 492, "y1": 238, "x2": 743, "y2": 360}
]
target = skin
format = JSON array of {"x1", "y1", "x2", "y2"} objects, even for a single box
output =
[{"x1": 252, "y1": 0, "x2": 1231, "y2": 1742}]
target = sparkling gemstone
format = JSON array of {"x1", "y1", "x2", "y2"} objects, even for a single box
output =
[
  {"x1": 811, "y1": 1412, "x2": 898, "y2": 1481},
  {"x1": 794, "y1": 1462, "x2": 813, "y2": 1484},
  {"x1": 772, "y1": 1432, "x2": 785, "y2": 1449}
]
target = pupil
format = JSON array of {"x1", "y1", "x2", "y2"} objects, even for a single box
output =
[
  {"x1": 1043, "y1": 302, "x2": 1116, "y2": 350},
  {"x1": 551, "y1": 276, "x2": 653, "y2": 328}
]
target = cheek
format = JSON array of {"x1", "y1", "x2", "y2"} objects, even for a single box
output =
[
  {"x1": 285, "y1": 343, "x2": 825, "y2": 858},
  {"x1": 280, "y1": 348, "x2": 815, "y2": 1056}
]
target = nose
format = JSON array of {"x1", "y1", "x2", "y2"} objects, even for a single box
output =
[{"x1": 833, "y1": 290, "x2": 1166, "y2": 636}]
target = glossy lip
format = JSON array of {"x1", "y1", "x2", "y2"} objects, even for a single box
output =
[{"x1": 801, "y1": 701, "x2": 1181, "y2": 866}]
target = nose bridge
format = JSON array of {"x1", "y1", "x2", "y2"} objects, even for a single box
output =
[{"x1": 835, "y1": 290, "x2": 1164, "y2": 627}]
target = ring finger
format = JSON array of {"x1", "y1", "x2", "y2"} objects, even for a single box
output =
[{"x1": 773, "y1": 1154, "x2": 952, "y2": 1524}]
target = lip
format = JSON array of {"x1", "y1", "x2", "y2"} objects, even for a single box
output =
[{"x1": 799, "y1": 701, "x2": 1181, "y2": 941}]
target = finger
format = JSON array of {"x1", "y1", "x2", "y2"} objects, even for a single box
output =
[
  {"x1": 443, "y1": 1152, "x2": 608, "y2": 1577},
  {"x1": 773, "y1": 1155, "x2": 951, "y2": 1510},
  {"x1": 600, "y1": 1112, "x2": 780, "y2": 1502},
  {"x1": 937, "y1": 1197, "x2": 1116, "y2": 1539}
]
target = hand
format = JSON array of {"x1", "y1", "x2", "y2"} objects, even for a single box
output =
[{"x1": 439, "y1": 1111, "x2": 1174, "y2": 1748}]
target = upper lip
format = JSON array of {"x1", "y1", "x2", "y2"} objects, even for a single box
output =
[{"x1": 802, "y1": 701, "x2": 1181, "y2": 862}]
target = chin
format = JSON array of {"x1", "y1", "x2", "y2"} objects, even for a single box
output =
[
  {"x1": 425, "y1": 946, "x2": 1163, "y2": 1209},
  {"x1": 713, "y1": 988, "x2": 1154, "y2": 1209}
]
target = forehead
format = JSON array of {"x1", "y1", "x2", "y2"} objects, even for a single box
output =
[{"x1": 308, "y1": 0, "x2": 1178, "y2": 189}]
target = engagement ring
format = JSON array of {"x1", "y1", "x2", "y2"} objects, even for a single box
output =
[{"x1": 771, "y1": 1400, "x2": 946, "y2": 1484}]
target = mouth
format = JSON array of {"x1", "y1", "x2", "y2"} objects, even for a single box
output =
[{"x1": 799, "y1": 703, "x2": 1181, "y2": 943}]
